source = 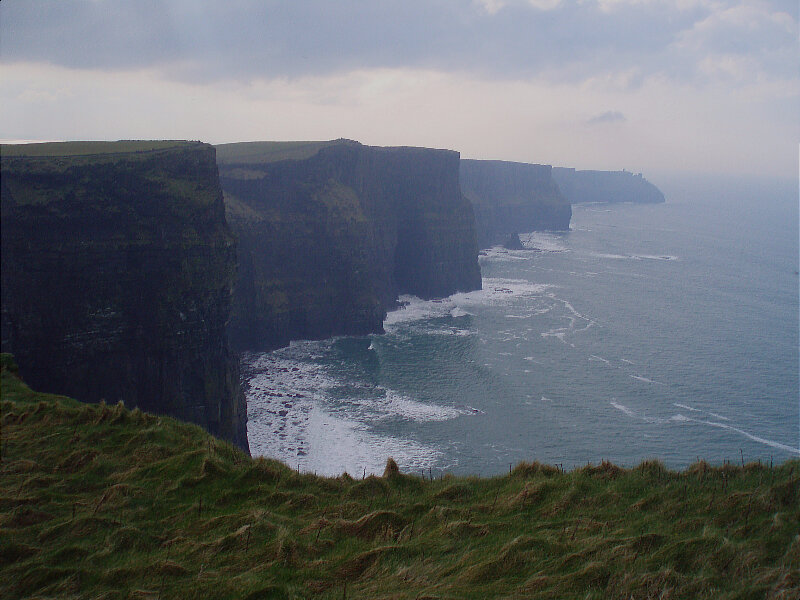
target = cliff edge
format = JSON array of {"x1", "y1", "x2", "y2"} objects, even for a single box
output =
[
  {"x1": 460, "y1": 159, "x2": 572, "y2": 248},
  {"x1": 0, "y1": 141, "x2": 248, "y2": 452},
  {"x1": 552, "y1": 168, "x2": 665, "y2": 204},
  {"x1": 217, "y1": 140, "x2": 482, "y2": 352}
]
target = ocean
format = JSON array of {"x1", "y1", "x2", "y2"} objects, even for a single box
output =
[{"x1": 243, "y1": 175, "x2": 799, "y2": 477}]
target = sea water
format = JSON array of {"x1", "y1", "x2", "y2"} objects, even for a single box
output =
[{"x1": 244, "y1": 175, "x2": 799, "y2": 476}]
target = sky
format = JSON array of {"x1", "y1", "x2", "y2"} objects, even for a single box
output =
[{"x1": 1, "y1": 0, "x2": 797, "y2": 180}]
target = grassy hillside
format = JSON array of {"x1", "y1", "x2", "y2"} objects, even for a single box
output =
[
  {"x1": 215, "y1": 140, "x2": 350, "y2": 165},
  {"x1": 1, "y1": 140, "x2": 198, "y2": 158},
  {"x1": 1, "y1": 354, "x2": 797, "y2": 599}
]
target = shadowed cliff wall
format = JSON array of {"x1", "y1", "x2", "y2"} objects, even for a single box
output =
[
  {"x1": 460, "y1": 159, "x2": 572, "y2": 248},
  {"x1": 552, "y1": 168, "x2": 665, "y2": 204},
  {"x1": 217, "y1": 140, "x2": 482, "y2": 352},
  {"x1": 0, "y1": 141, "x2": 248, "y2": 452}
]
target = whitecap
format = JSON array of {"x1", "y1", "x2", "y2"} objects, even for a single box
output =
[
  {"x1": 518, "y1": 231, "x2": 568, "y2": 253},
  {"x1": 635, "y1": 254, "x2": 679, "y2": 261},
  {"x1": 610, "y1": 400, "x2": 636, "y2": 418},
  {"x1": 375, "y1": 390, "x2": 465, "y2": 422},
  {"x1": 694, "y1": 419, "x2": 800, "y2": 456}
]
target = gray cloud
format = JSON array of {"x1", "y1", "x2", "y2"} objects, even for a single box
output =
[
  {"x1": 3, "y1": 0, "x2": 794, "y2": 86},
  {"x1": 587, "y1": 110, "x2": 626, "y2": 125}
]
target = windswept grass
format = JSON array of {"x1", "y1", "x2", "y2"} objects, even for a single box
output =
[
  {"x1": 1, "y1": 353, "x2": 797, "y2": 599},
  {"x1": 215, "y1": 140, "x2": 355, "y2": 165},
  {"x1": 1, "y1": 140, "x2": 198, "y2": 157}
]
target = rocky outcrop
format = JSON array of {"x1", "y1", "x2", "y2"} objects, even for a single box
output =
[
  {"x1": 1, "y1": 141, "x2": 248, "y2": 453},
  {"x1": 460, "y1": 159, "x2": 571, "y2": 248},
  {"x1": 552, "y1": 168, "x2": 665, "y2": 204},
  {"x1": 217, "y1": 140, "x2": 482, "y2": 352}
]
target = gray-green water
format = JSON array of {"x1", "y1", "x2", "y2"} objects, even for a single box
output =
[{"x1": 245, "y1": 176, "x2": 799, "y2": 476}]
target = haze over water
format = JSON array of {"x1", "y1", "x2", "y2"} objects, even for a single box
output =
[{"x1": 245, "y1": 177, "x2": 799, "y2": 476}]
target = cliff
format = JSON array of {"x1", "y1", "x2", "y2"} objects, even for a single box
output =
[
  {"x1": 216, "y1": 140, "x2": 482, "y2": 352},
  {"x1": 552, "y1": 168, "x2": 666, "y2": 204},
  {"x1": 460, "y1": 159, "x2": 572, "y2": 248},
  {"x1": 0, "y1": 141, "x2": 248, "y2": 452}
]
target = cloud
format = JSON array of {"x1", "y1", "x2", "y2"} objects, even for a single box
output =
[
  {"x1": 0, "y1": 0, "x2": 761, "y2": 86},
  {"x1": 587, "y1": 110, "x2": 626, "y2": 124},
  {"x1": 0, "y1": 0, "x2": 796, "y2": 179}
]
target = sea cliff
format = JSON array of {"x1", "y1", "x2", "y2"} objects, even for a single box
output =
[
  {"x1": 0, "y1": 141, "x2": 248, "y2": 452},
  {"x1": 552, "y1": 167, "x2": 665, "y2": 204},
  {"x1": 460, "y1": 159, "x2": 572, "y2": 248},
  {"x1": 217, "y1": 140, "x2": 482, "y2": 352}
]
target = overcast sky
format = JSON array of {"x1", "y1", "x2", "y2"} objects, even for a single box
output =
[{"x1": 1, "y1": 0, "x2": 797, "y2": 179}]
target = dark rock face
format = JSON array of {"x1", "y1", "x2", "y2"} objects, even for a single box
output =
[
  {"x1": 217, "y1": 140, "x2": 482, "y2": 352},
  {"x1": 552, "y1": 168, "x2": 665, "y2": 204},
  {"x1": 460, "y1": 159, "x2": 571, "y2": 248},
  {"x1": 1, "y1": 141, "x2": 248, "y2": 453}
]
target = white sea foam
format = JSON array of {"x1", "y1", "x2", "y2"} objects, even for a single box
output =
[
  {"x1": 541, "y1": 297, "x2": 595, "y2": 344},
  {"x1": 301, "y1": 406, "x2": 443, "y2": 476},
  {"x1": 635, "y1": 254, "x2": 679, "y2": 261},
  {"x1": 630, "y1": 375, "x2": 659, "y2": 384},
  {"x1": 610, "y1": 399, "x2": 797, "y2": 455},
  {"x1": 694, "y1": 420, "x2": 800, "y2": 455},
  {"x1": 384, "y1": 279, "x2": 553, "y2": 330},
  {"x1": 589, "y1": 355, "x2": 611, "y2": 364},
  {"x1": 673, "y1": 403, "x2": 730, "y2": 421},
  {"x1": 591, "y1": 252, "x2": 679, "y2": 262},
  {"x1": 519, "y1": 231, "x2": 569, "y2": 253},
  {"x1": 244, "y1": 351, "x2": 456, "y2": 475},
  {"x1": 364, "y1": 390, "x2": 466, "y2": 422},
  {"x1": 610, "y1": 401, "x2": 636, "y2": 418}
]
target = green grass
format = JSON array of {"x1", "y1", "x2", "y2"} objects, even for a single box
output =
[
  {"x1": 1, "y1": 140, "x2": 199, "y2": 157},
  {"x1": 1, "y1": 353, "x2": 797, "y2": 599},
  {"x1": 215, "y1": 140, "x2": 356, "y2": 165}
]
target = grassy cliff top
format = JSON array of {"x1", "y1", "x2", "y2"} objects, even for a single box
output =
[
  {"x1": 215, "y1": 140, "x2": 357, "y2": 165},
  {"x1": 1, "y1": 140, "x2": 202, "y2": 158},
  {"x1": 1, "y1": 353, "x2": 797, "y2": 599}
]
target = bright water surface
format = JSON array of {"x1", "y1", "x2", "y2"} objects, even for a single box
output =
[{"x1": 244, "y1": 176, "x2": 799, "y2": 476}]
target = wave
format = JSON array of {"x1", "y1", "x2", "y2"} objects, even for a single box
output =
[
  {"x1": 519, "y1": 231, "x2": 569, "y2": 253},
  {"x1": 610, "y1": 400, "x2": 636, "y2": 418},
  {"x1": 384, "y1": 278, "x2": 553, "y2": 329},
  {"x1": 590, "y1": 252, "x2": 678, "y2": 262},
  {"x1": 694, "y1": 419, "x2": 800, "y2": 455},
  {"x1": 673, "y1": 402, "x2": 730, "y2": 421},
  {"x1": 612, "y1": 400, "x2": 799, "y2": 455},
  {"x1": 630, "y1": 375, "x2": 658, "y2": 384},
  {"x1": 541, "y1": 297, "x2": 595, "y2": 345}
]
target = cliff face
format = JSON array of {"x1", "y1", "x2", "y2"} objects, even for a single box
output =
[
  {"x1": 552, "y1": 168, "x2": 665, "y2": 204},
  {"x1": 217, "y1": 140, "x2": 481, "y2": 352},
  {"x1": 460, "y1": 159, "x2": 572, "y2": 248},
  {"x1": 1, "y1": 141, "x2": 248, "y2": 452}
]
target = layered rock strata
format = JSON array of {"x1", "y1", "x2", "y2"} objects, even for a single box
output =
[
  {"x1": 460, "y1": 159, "x2": 572, "y2": 248},
  {"x1": 1, "y1": 141, "x2": 248, "y2": 452},
  {"x1": 217, "y1": 140, "x2": 482, "y2": 352}
]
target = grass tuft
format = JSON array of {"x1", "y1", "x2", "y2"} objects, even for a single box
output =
[{"x1": 1, "y1": 353, "x2": 797, "y2": 599}]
